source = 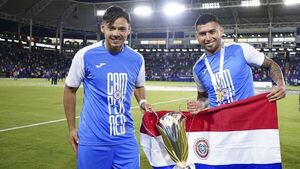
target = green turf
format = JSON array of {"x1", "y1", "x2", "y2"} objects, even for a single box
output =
[
  {"x1": 146, "y1": 81, "x2": 196, "y2": 87},
  {"x1": 0, "y1": 78, "x2": 299, "y2": 169}
]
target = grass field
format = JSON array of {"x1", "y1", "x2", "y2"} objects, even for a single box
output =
[{"x1": 0, "y1": 78, "x2": 299, "y2": 169}]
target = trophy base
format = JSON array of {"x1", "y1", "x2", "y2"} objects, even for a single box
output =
[{"x1": 172, "y1": 163, "x2": 195, "y2": 169}]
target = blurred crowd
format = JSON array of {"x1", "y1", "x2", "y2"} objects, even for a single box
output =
[
  {"x1": 0, "y1": 41, "x2": 299, "y2": 86},
  {"x1": 251, "y1": 55, "x2": 300, "y2": 86},
  {"x1": 143, "y1": 52, "x2": 200, "y2": 82},
  {"x1": 0, "y1": 42, "x2": 70, "y2": 84}
]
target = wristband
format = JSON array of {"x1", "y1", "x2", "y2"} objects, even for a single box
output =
[{"x1": 139, "y1": 99, "x2": 147, "y2": 107}]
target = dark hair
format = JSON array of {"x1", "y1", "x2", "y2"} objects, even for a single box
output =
[
  {"x1": 102, "y1": 6, "x2": 130, "y2": 25},
  {"x1": 195, "y1": 13, "x2": 220, "y2": 28}
]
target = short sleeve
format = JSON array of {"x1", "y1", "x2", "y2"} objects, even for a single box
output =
[
  {"x1": 193, "y1": 67, "x2": 205, "y2": 92},
  {"x1": 65, "y1": 49, "x2": 85, "y2": 87},
  {"x1": 135, "y1": 55, "x2": 145, "y2": 87},
  {"x1": 239, "y1": 43, "x2": 265, "y2": 67}
]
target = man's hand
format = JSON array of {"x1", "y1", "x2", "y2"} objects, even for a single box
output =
[
  {"x1": 68, "y1": 128, "x2": 79, "y2": 157},
  {"x1": 267, "y1": 85, "x2": 286, "y2": 102},
  {"x1": 261, "y1": 56, "x2": 286, "y2": 102},
  {"x1": 140, "y1": 102, "x2": 155, "y2": 114},
  {"x1": 187, "y1": 100, "x2": 207, "y2": 114}
]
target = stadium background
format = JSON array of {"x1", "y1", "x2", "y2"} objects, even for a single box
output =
[{"x1": 0, "y1": 0, "x2": 299, "y2": 169}]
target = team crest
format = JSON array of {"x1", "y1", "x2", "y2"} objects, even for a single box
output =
[
  {"x1": 194, "y1": 138, "x2": 209, "y2": 159},
  {"x1": 221, "y1": 88, "x2": 229, "y2": 97},
  {"x1": 113, "y1": 90, "x2": 122, "y2": 100}
]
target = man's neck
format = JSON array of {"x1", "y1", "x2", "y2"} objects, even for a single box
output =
[{"x1": 104, "y1": 41, "x2": 124, "y2": 54}]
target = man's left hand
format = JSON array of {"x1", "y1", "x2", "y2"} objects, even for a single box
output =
[{"x1": 267, "y1": 85, "x2": 286, "y2": 102}]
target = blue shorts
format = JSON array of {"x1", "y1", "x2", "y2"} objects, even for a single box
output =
[{"x1": 78, "y1": 139, "x2": 139, "y2": 169}]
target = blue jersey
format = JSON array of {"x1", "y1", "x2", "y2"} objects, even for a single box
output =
[
  {"x1": 193, "y1": 43, "x2": 264, "y2": 108},
  {"x1": 66, "y1": 40, "x2": 145, "y2": 145}
]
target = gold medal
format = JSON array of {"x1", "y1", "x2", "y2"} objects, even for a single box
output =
[{"x1": 217, "y1": 89, "x2": 222, "y2": 101}]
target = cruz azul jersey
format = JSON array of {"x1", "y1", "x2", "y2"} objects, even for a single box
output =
[
  {"x1": 193, "y1": 43, "x2": 265, "y2": 108},
  {"x1": 66, "y1": 40, "x2": 145, "y2": 145}
]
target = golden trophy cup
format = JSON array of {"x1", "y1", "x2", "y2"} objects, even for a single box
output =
[{"x1": 157, "y1": 112, "x2": 192, "y2": 169}]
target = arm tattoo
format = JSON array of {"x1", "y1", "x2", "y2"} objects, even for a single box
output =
[{"x1": 261, "y1": 56, "x2": 284, "y2": 86}]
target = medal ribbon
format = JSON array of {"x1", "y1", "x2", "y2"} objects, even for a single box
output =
[{"x1": 204, "y1": 47, "x2": 225, "y2": 101}]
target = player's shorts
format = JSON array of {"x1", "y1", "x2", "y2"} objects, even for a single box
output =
[{"x1": 78, "y1": 139, "x2": 139, "y2": 169}]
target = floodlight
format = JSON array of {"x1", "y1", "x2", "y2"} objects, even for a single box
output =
[
  {"x1": 97, "y1": 10, "x2": 105, "y2": 16},
  {"x1": 202, "y1": 3, "x2": 220, "y2": 9},
  {"x1": 163, "y1": 3, "x2": 186, "y2": 16},
  {"x1": 134, "y1": 6, "x2": 152, "y2": 16},
  {"x1": 284, "y1": 0, "x2": 300, "y2": 5},
  {"x1": 241, "y1": 0, "x2": 260, "y2": 7}
]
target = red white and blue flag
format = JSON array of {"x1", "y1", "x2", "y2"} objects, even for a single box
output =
[{"x1": 140, "y1": 93, "x2": 282, "y2": 169}]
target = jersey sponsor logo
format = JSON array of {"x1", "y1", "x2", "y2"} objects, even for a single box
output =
[
  {"x1": 194, "y1": 138, "x2": 209, "y2": 159},
  {"x1": 107, "y1": 73, "x2": 128, "y2": 136},
  {"x1": 95, "y1": 63, "x2": 106, "y2": 68},
  {"x1": 215, "y1": 69, "x2": 235, "y2": 105}
]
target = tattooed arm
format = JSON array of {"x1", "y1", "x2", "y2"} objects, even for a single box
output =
[{"x1": 261, "y1": 56, "x2": 286, "y2": 101}]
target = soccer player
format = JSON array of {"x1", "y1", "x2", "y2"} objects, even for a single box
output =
[
  {"x1": 63, "y1": 6, "x2": 152, "y2": 169},
  {"x1": 187, "y1": 13, "x2": 286, "y2": 113}
]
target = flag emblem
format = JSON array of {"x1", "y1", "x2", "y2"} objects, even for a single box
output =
[{"x1": 194, "y1": 138, "x2": 209, "y2": 159}]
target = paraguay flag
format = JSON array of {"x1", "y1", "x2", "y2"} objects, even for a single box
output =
[{"x1": 140, "y1": 93, "x2": 282, "y2": 169}]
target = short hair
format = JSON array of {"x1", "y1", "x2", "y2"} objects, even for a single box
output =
[
  {"x1": 195, "y1": 13, "x2": 220, "y2": 29},
  {"x1": 102, "y1": 6, "x2": 130, "y2": 25}
]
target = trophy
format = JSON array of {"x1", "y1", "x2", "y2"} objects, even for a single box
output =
[{"x1": 156, "y1": 112, "x2": 192, "y2": 169}]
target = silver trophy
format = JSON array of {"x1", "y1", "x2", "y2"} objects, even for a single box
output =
[{"x1": 157, "y1": 112, "x2": 192, "y2": 169}]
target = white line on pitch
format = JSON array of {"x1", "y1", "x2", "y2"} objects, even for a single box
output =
[{"x1": 0, "y1": 96, "x2": 193, "y2": 133}]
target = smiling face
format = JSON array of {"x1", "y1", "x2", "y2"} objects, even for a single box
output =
[
  {"x1": 195, "y1": 21, "x2": 224, "y2": 55},
  {"x1": 101, "y1": 17, "x2": 131, "y2": 53}
]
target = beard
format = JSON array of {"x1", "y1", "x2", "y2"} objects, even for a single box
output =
[{"x1": 203, "y1": 40, "x2": 222, "y2": 55}]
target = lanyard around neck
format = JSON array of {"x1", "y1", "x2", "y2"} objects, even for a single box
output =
[{"x1": 204, "y1": 47, "x2": 225, "y2": 90}]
